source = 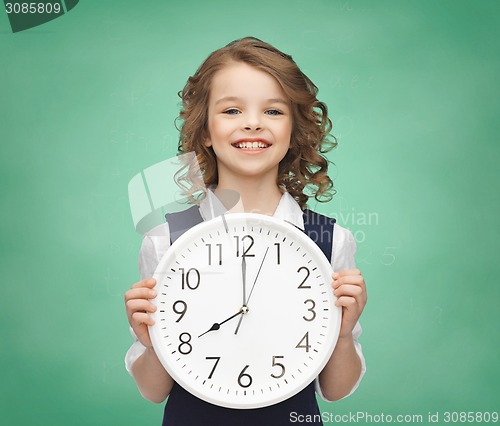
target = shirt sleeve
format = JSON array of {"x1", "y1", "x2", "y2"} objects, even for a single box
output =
[
  {"x1": 315, "y1": 224, "x2": 367, "y2": 401},
  {"x1": 124, "y1": 223, "x2": 171, "y2": 375}
]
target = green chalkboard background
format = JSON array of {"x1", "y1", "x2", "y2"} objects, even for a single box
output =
[{"x1": 1, "y1": 1, "x2": 499, "y2": 425}]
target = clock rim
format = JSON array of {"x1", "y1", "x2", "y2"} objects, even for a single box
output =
[{"x1": 149, "y1": 212, "x2": 341, "y2": 409}]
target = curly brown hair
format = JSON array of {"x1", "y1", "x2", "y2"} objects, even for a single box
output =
[{"x1": 176, "y1": 36, "x2": 336, "y2": 209}]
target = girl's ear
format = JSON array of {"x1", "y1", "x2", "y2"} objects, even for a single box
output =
[
  {"x1": 203, "y1": 135, "x2": 212, "y2": 148},
  {"x1": 202, "y1": 126, "x2": 212, "y2": 147}
]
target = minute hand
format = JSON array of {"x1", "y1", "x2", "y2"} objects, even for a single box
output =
[
  {"x1": 241, "y1": 255, "x2": 246, "y2": 306},
  {"x1": 234, "y1": 246, "x2": 270, "y2": 335}
]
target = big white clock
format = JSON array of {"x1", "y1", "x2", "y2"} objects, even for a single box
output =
[{"x1": 149, "y1": 212, "x2": 341, "y2": 409}]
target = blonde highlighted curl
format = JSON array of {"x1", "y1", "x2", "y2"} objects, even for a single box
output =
[{"x1": 176, "y1": 36, "x2": 336, "y2": 209}]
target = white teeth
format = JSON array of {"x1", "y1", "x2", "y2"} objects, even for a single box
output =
[{"x1": 234, "y1": 141, "x2": 269, "y2": 150}]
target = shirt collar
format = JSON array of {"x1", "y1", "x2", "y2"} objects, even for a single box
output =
[{"x1": 199, "y1": 188, "x2": 305, "y2": 230}]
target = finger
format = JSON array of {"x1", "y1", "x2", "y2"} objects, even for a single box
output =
[
  {"x1": 332, "y1": 274, "x2": 365, "y2": 289},
  {"x1": 333, "y1": 284, "x2": 364, "y2": 300},
  {"x1": 332, "y1": 269, "x2": 361, "y2": 280},
  {"x1": 125, "y1": 286, "x2": 157, "y2": 302},
  {"x1": 131, "y1": 312, "x2": 155, "y2": 327},
  {"x1": 126, "y1": 299, "x2": 157, "y2": 316},
  {"x1": 334, "y1": 296, "x2": 359, "y2": 309},
  {"x1": 131, "y1": 278, "x2": 156, "y2": 289}
]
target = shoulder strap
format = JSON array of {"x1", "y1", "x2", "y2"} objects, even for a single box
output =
[
  {"x1": 303, "y1": 209, "x2": 336, "y2": 262},
  {"x1": 164, "y1": 205, "x2": 203, "y2": 244}
]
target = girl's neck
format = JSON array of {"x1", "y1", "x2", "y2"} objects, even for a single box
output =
[{"x1": 214, "y1": 176, "x2": 282, "y2": 216}]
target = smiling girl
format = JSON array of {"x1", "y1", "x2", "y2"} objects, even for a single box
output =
[{"x1": 125, "y1": 37, "x2": 367, "y2": 425}]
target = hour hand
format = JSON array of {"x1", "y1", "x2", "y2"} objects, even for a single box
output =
[{"x1": 198, "y1": 308, "x2": 244, "y2": 338}]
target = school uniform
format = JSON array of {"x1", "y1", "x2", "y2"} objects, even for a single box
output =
[{"x1": 125, "y1": 189, "x2": 366, "y2": 425}]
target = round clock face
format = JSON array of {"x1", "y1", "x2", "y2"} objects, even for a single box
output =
[{"x1": 150, "y1": 212, "x2": 341, "y2": 409}]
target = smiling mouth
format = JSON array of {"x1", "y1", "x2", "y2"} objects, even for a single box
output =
[{"x1": 232, "y1": 141, "x2": 271, "y2": 150}]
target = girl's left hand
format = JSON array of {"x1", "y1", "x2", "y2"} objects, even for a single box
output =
[{"x1": 332, "y1": 269, "x2": 367, "y2": 338}]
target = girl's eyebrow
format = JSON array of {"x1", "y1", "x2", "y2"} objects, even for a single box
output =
[{"x1": 215, "y1": 96, "x2": 289, "y2": 106}]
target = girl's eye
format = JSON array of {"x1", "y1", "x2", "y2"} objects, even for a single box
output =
[
  {"x1": 266, "y1": 109, "x2": 282, "y2": 116},
  {"x1": 223, "y1": 108, "x2": 240, "y2": 115}
]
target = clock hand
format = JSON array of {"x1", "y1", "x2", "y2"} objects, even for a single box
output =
[
  {"x1": 234, "y1": 256, "x2": 249, "y2": 335},
  {"x1": 234, "y1": 246, "x2": 270, "y2": 335},
  {"x1": 198, "y1": 308, "x2": 246, "y2": 338},
  {"x1": 242, "y1": 255, "x2": 246, "y2": 306},
  {"x1": 246, "y1": 245, "x2": 269, "y2": 305},
  {"x1": 234, "y1": 310, "x2": 244, "y2": 336}
]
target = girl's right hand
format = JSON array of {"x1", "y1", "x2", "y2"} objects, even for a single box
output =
[{"x1": 124, "y1": 278, "x2": 158, "y2": 348}]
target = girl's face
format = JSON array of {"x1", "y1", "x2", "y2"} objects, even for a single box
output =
[{"x1": 205, "y1": 62, "x2": 292, "y2": 186}]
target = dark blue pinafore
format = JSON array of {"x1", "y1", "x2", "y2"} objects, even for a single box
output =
[{"x1": 162, "y1": 206, "x2": 336, "y2": 426}]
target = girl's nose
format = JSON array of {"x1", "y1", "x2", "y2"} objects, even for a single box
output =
[
  {"x1": 245, "y1": 118, "x2": 262, "y2": 130},
  {"x1": 243, "y1": 112, "x2": 262, "y2": 131},
  {"x1": 244, "y1": 124, "x2": 262, "y2": 131}
]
